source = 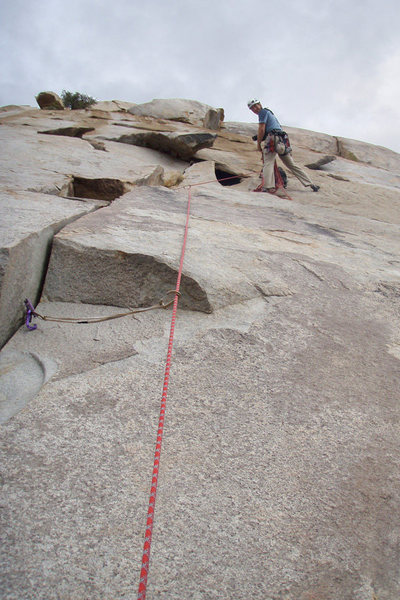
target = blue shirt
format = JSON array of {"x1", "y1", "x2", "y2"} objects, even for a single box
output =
[{"x1": 258, "y1": 108, "x2": 282, "y2": 132}]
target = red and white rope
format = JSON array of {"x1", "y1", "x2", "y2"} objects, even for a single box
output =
[{"x1": 137, "y1": 186, "x2": 192, "y2": 600}]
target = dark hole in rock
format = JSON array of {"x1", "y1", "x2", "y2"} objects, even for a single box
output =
[
  {"x1": 72, "y1": 177, "x2": 125, "y2": 201},
  {"x1": 39, "y1": 127, "x2": 95, "y2": 138},
  {"x1": 215, "y1": 168, "x2": 242, "y2": 186}
]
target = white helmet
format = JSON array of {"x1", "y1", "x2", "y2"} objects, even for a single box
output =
[{"x1": 247, "y1": 98, "x2": 260, "y2": 109}]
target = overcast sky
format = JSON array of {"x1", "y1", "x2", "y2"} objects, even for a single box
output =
[{"x1": 1, "y1": 0, "x2": 399, "y2": 153}]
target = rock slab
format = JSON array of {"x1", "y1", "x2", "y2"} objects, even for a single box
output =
[
  {"x1": 0, "y1": 98, "x2": 400, "y2": 600},
  {"x1": 0, "y1": 190, "x2": 100, "y2": 347}
]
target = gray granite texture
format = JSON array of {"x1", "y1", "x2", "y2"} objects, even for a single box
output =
[{"x1": 0, "y1": 98, "x2": 399, "y2": 599}]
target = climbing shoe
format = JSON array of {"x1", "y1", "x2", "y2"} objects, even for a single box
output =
[{"x1": 311, "y1": 185, "x2": 320, "y2": 192}]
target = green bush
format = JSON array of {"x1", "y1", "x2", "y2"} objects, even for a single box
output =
[{"x1": 61, "y1": 90, "x2": 97, "y2": 110}]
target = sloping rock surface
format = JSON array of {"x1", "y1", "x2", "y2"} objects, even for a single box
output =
[
  {"x1": 128, "y1": 98, "x2": 224, "y2": 129},
  {"x1": 0, "y1": 98, "x2": 399, "y2": 600},
  {"x1": 0, "y1": 349, "x2": 57, "y2": 424},
  {"x1": 116, "y1": 130, "x2": 217, "y2": 160}
]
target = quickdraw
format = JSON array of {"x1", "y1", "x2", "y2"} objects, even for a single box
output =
[{"x1": 24, "y1": 299, "x2": 37, "y2": 331}]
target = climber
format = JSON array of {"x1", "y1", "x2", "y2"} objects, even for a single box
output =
[{"x1": 247, "y1": 99, "x2": 320, "y2": 194}]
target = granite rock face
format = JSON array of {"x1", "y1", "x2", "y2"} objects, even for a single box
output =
[
  {"x1": 336, "y1": 135, "x2": 400, "y2": 170},
  {"x1": 116, "y1": 130, "x2": 218, "y2": 160},
  {"x1": 0, "y1": 98, "x2": 399, "y2": 600},
  {"x1": 128, "y1": 98, "x2": 224, "y2": 129},
  {"x1": 0, "y1": 190, "x2": 101, "y2": 348}
]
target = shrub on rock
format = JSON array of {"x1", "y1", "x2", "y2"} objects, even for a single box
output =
[{"x1": 61, "y1": 90, "x2": 97, "y2": 110}]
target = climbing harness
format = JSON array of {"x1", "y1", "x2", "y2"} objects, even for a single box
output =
[{"x1": 268, "y1": 129, "x2": 292, "y2": 156}]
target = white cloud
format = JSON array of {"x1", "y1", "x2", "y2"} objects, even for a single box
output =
[{"x1": 0, "y1": 0, "x2": 399, "y2": 152}]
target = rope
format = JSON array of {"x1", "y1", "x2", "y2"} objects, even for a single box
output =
[
  {"x1": 137, "y1": 169, "x2": 292, "y2": 596},
  {"x1": 137, "y1": 185, "x2": 192, "y2": 600},
  {"x1": 253, "y1": 160, "x2": 293, "y2": 200},
  {"x1": 274, "y1": 162, "x2": 293, "y2": 201},
  {"x1": 24, "y1": 291, "x2": 178, "y2": 327},
  {"x1": 23, "y1": 174, "x2": 259, "y2": 330},
  {"x1": 186, "y1": 173, "x2": 247, "y2": 187},
  {"x1": 23, "y1": 166, "x2": 294, "y2": 596}
]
